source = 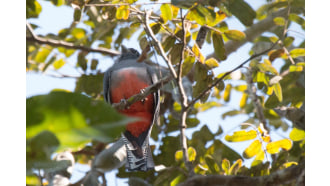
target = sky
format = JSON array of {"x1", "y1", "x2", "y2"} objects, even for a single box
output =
[{"x1": 23, "y1": 0, "x2": 312, "y2": 185}]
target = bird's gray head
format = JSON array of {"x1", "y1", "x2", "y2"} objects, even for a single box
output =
[{"x1": 118, "y1": 46, "x2": 140, "y2": 61}]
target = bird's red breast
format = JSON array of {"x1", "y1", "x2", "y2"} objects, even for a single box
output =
[{"x1": 110, "y1": 68, "x2": 155, "y2": 137}]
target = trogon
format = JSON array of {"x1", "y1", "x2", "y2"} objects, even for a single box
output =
[{"x1": 103, "y1": 46, "x2": 160, "y2": 171}]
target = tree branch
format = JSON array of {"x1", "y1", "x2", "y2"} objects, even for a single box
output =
[
  {"x1": 245, "y1": 68, "x2": 268, "y2": 129},
  {"x1": 112, "y1": 75, "x2": 173, "y2": 110},
  {"x1": 26, "y1": 22, "x2": 120, "y2": 57},
  {"x1": 177, "y1": 9, "x2": 194, "y2": 176},
  {"x1": 179, "y1": 163, "x2": 304, "y2": 186},
  {"x1": 186, "y1": 40, "x2": 280, "y2": 109}
]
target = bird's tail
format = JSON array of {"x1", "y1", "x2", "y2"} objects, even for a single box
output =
[{"x1": 122, "y1": 134, "x2": 154, "y2": 171}]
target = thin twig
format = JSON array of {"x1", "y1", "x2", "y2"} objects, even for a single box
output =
[
  {"x1": 186, "y1": 40, "x2": 280, "y2": 110},
  {"x1": 141, "y1": 10, "x2": 178, "y2": 79},
  {"x1": 26, "y1": 22, "x2": 120, "y2": 57},
  {"x1": 244, "y1": 68, "x2": 267, "y2": 129},
  {"x1": 86, "y1": 2, "x2": 171, "y2": 7},
  {"x1": 112, "y1": 75, "x2": 173, "y2": 110}
]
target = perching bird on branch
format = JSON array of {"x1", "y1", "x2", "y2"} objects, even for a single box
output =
[{"x1": 103, "y1": 46, "x2": 160, "y2": 171}]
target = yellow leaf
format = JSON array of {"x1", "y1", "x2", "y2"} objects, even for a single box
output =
[
  {"x1": 229, "y1": 159, "x2": 242, "y2": 175},
  {"x1": 273, "y1": 83, "x2": 283, "y2": 102},
  {"x1": 188, "y1": 146, "x2": 197, "y2": 161},
  {"x1": 243, "y1": 140, "x2": 262, "y2": 159},
  {"x1": 205, "y1": 58, "x2": 219, "y2": 69},
  {"x1": 289, "y1": 48, "x2": 305, "y2": 58},
  {"x1": 225, "y1": 130, "x2": 257, "y2": 142},
  {"x1": 192, "y1": 43, "x2": 205, "y2": 63},
  {"x1": 266, "y1": 139, "x2": 292, "y2": 154},
  {"x1": 255, "y1": 149, "x2": 265, "y2": 161},
  {"x1": 116, "y1": 5, "x2": 129, "y2": 20},
  {"x1": 175, "y1": 150, "x2": 183, "y2": 161},
  {"x1": 262, "y1": 135, "x2": 271, "y2": 143},
  {"x1": 283, "y1": 162, "x2": 298, "y2": 168},
  {"x1": 160, "y1": 4, "x2": 172, "y2": 23},
  {"x1": 239, "y1": 93, "x2": 248, "y2": 108},
  {"x1": 224, "y1": 30, "x2": 246, "y2": 41},
  {"x1": 53, "y1": 58, "x2": 66, "y2": 70},
  {"x1": 223, "y1": 84, "x2": 232, "y2": 102},
  {"x1": 289, "y1": 128, "x2": 305, "y2": 141},
  {"x1": 221, "y1": 158, "x2": 230, "y2": 174},
  {"x1": 273, "y1": 17, "x2": 286, "y2": 26}
]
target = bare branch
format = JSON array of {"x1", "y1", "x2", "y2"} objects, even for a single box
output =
[
  {"x1": 245, "y1": 68, "x2": 267, "y2": 128},
  {"x1": 26, "y1": 22, "x2": 120, "y2": 57},
  {"x1": 139, "y1": 10, "x2": 178, "y2": 79},
  {"x1": 179, "y1": 163, "x2": 304, "y2": 186},
  {"x1": 86, "y1": 2, "x2": 171, "y2": 7},
  {"x1": 176, "y1": 9, "x2": 194, "y2": 176}
]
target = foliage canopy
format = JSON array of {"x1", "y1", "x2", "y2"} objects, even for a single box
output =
[{"x1": 27, "y1": 0, "x2": 305, "y2": 185}]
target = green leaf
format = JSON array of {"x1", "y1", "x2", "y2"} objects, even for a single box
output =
[
  {"x1": 225, "y1": 130, "x2": 257, "y2": 142},
  {"x1": 194, "y1": 101, "x2": 221, "y2": 112},
  {"x1": 188, "y1": 6, "x2": 206, "y2": 25},
  {"x1": 73, "y1": 7, "x2": 82, "y2": 23},
  {"x1": 289, "y1": 128, "x2": 305, "y2": 141},
  {"x1": 289, "y1": 13, "x2": 305, "y2": 29},
  {"x1": 169, "y1": 43, "x2": 184, "y2": 64},
  {"x1": 27, "y1": 0, "x2": 42, "y2": 18},
  {"x1": 204, "y1": 155, "x2": 220, "y2": 173},
  {"x1": 266, "y1": 139, "x2": 293, "y2": 154},
  {"x1": 289, "y1": 48, "x2": 305, "y2": 58},
  {"x1": 212, "y1": 32, "x2": 227, "y2": 60},
  {"x1": 77, "y1": 52, "x2": 87, "y2": 71},
  {"x1": 160, "y1": 4, "x2": 173, "y2": 23},
  {"x1": 170, "y1": 175, "x2": 184, "y2": 186},
  {"x1": 91, "y1": 59, "x2": 98, "y2": 70},
  {"x1": 273, "y1": 83, "x2": 283, "y2": 102},
  {"x1": 26, "y1": 91, "x2": 130, "y2": 150},
  {"x1": 75, "y1": 73, "x2": 104, "y2": 96},
  {"x1": 224, "y1": 0, "x2": 256, "y2": 26},
  {"x1": 224, "y1": 30, "x2": 246, "y2": 41},
  {"x1": 243, "y1": 140, "x2": 262, "y2": 159},
  {"x1": 205, "y1": 58, "x2": 219, "y2": 69},
  {"x1": 53, "y1": 58, "x2": 66, "y2": 70},
  {"x1": 273, "y1": 17, "x2": 286, "y2": 26}
]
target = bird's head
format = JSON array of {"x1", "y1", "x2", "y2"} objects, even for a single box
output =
[{"x1": 118, "y1": 46, "x2": 140, "y2": 61}]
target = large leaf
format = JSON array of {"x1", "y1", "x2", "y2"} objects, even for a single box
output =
[
  {"x1": 224, "y1": 0, "x2": 256, "y2": 26},
  {"x1": 212, "y1": 32, "x2": 227, "y2": 61},
  {"x1": 160, "y1": 4, "x2": 173, "y2": 23},
  {"x1": 225, "y1": 130, "x2": 257, "y2": 142},
  {"x1": 266, "y1": 139, "x2": 293, "y2": 154},
  {"x1": 243, "y1": 139, "x2": 262, "y2": 159},
  {"x1": 224, "y1": 30, "x2": 246, "y2": 41},
  {"x1": 26, "y1": 91, "x2": 131, "y2": 150}
]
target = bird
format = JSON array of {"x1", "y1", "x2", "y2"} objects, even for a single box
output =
[{"x1": 103, "y1": 46, "x2": 160, "y2": 171}]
